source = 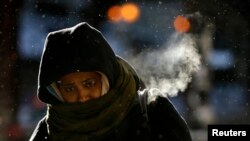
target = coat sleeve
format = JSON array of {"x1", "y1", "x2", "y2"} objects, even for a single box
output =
[
  {"x1": 147, "y1": 96, "x2": 192, "y2": 141},
  {"x1": 29, "y1": 117, "x2": 50, "y2": 141}
]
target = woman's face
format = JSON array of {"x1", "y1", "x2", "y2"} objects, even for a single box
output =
[{"x1": 58, "y1": 72, "x2": 102, "y2": 103}]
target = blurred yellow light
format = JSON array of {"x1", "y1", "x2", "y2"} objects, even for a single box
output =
[
  {"x1": 107, "y1": 5, "x2": 122, "y2": 22},
  {"x1": 121, "y1": 3, "x2": 140, "y2": 23},
  {"x1": 174, "y1": 15, "x2": 191, "y2": 33}
]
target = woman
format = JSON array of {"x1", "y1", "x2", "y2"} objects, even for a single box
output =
[{"x1": 30, "y1": 22, "x2": 192, "y2": 141}]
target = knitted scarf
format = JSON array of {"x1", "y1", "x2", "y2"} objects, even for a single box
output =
[{"x1": 46, "y1": 58, "x2": 138, "y2": 141}]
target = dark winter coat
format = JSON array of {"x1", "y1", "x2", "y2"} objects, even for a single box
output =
[{"x1": 30, "y1": 22, "x2": 192, "y2": 141}]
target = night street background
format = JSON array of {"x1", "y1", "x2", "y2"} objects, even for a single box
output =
[{"x1": 1, "y1": 0, "x2": 250, "y2": 140}]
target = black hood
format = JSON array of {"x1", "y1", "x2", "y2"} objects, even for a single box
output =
[{"x1": 38, "y1": 22, "x2": 119, "y2": 104}]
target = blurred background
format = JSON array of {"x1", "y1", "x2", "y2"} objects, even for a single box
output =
[{"x1": 0, "y1": 0, "x2": 250, "y2": 140}]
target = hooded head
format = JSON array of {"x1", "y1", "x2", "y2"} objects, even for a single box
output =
[{"x1": 38, "y1": 22, "x2": 119, "y2": 104}]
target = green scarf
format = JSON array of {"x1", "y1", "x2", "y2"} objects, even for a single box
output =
[{"x1": 46, "y1": 58, "x2": 139, "y2": 141}]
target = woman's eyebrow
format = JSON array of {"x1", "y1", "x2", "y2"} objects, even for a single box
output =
[
  {"x1": 82, "y1": 78, "x2": 96, "y2": 83},
  {"x1": 60, "y1": 83, "x2": 75, "y2": 87}
]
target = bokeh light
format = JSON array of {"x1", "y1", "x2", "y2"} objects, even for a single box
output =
[
  {"x1": 121, "y1": 3, "x2": 140, "y2": 23},
  {"x1": 174, "y1": 15, "x2": 191, "y2": 33},
  {"x1": 107, "y1": 3, "x2": 140, "y2": 23},
  {"x1": 107, "y1": 5, "x2": 122, "y2": 22}
]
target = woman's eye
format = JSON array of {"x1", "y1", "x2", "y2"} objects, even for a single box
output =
[
  {"x1": 83, "y1": 79, "x2": 96, "y2": 88},
  {"x1": 64, "y1": 86, "x2": 75, "y2": 92}
]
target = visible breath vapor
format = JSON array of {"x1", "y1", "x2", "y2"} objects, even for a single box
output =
[{"x1": 129, "y1": 33, "x2": 201, "y2": 97}]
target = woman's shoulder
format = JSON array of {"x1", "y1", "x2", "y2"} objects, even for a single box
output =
[
  {"x1": 139, "y1": 88, "x2": 176, "y2": 111},
  {"x1": 139, "y1": 88, "x2": 186, "y2": 123},
  {"x1": 29, "y1": 116, "x2": 50, "y2": 141},
  {"x1": 139, "y1": 88, "x2": 192, "y2": 141}
]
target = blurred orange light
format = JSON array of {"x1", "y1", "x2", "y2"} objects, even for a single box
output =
[
  {"x1": 121, "y1": 3, "x2": 140, "y2": 23},
  {"x1": 107, "y1": 5, "x2": 122, "y2": 22},
  {"x1": 174, "y1": 15, "x2": 191, "y2": 33}
]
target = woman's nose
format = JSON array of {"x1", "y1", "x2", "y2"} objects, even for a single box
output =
[
  {"x1": 78, "y1": 96, "x2": 90, "y2": 103},
  {"x1": 77, "y1": 88, "x2": 90, "y2": 103}
]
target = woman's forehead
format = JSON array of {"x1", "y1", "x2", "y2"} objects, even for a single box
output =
[{"x1": 59, "y1": 71, "x2": 101, "y2": 83}]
